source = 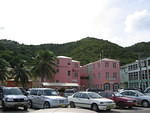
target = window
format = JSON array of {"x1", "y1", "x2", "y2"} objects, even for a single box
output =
[
  {"x1": 105, "y1": 62, "x2": 109, "y2": 67},
  {"x1": 148, "y1": 60, "x2": 150, "y2": 66},
  {"x1": 37, "y1": 90, "x2": 43, "y2": 95},
  {"x1": 68, "y1": 71, "x2": 71, "y2": 76},
  {"x1": 74, "y1": 72, "x2": 78, "y2": 78},
  {"x1": 74, "y1": 63, "x2": 78, "y2": 68},
  {"x1": 57, "y1": 59, "x2": 59, "y2": 64},
  {"x1": 56, "y1": 69, "x2": 59, "y2": 72},
  {"x1": 68, "y1": 62, "x2": 71, "y2": 65},
  {"x1": 98, "y1": 72, "x2": 101, "y2": 79},
  {"x1": 73, "y1": 92, "x2": 80, "y2": 98},
  {"x1": 30, "y1": 90, "x2": 38, "y2": 95},
  {"x1": 128, "y1": 91, "x2": 137, "y2": 96},
  {"x1": 97, "y1": 63, "x2": 100, "y2": 68},
  {"x1": 80, "y1": 93, "x2": 89, "y2": 99},
  {"x1": 113, "y1": 72, "x2": 117, "y2": 80},
  {"x1": 106, "y1": 72, "x2": 109, "y2": 80},
  {"x1": 113, "y1": 63, "x2": 116, "y2": 68}
]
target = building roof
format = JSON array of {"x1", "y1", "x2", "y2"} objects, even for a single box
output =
[
  {"x1": 42, "y1": 82, "x2": 79, "y2": 87},
  {"x1": 102, "y1": 58, "x2": 119, "y2": 62},
  {"x1": 57, "y1": 56, "x2": 72, "y2": 59},
  {"x1": 72, "y1": 60, "x2": 80, "y2": 63}
]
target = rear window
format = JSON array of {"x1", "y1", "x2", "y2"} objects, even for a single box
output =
[{"x1": 65, "y1": 90, "x2": 75, "y2": 93}]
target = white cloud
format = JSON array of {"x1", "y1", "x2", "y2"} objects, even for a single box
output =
[{"x1": 125, "y1": 10, "x2": 150, "y2": 32}]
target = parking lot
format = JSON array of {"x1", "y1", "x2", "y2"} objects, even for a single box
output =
[{"x1": 0, "y1": 107, "x2": 150, "y2": 113}]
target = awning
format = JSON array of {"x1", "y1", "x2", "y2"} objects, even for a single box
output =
[{"x1": 42, "y1": 82, "x2": 79, "y2": 87}]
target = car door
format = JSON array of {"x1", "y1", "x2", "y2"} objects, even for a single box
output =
[
  {"x1": 36, "y1": 90, "x2": 45, "y2": 108},
  {"x1": 29, "y1": 89, "x2": 38, "y2": 107},
  {"x1": 78, "y1": 93, "x2": 91, "y2": 108},
  {"x1": 71, "y1": 92, "x2": 81, "y2": 107}
]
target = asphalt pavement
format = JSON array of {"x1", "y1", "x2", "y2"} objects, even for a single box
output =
[{"x1": 0, "y1": 107, "x2": 150, "y2": 113}]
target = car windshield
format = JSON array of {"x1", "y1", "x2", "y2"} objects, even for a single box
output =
[
  {"x1": 136, "y1": 91, "x2": 145, "y2": 96},
  {"x1": 3, "y1": 88, "x2": 23, "y2": 95},
  {"x1": 114, "y1": 92, "x2": 123, "y2": 97},
  {"x1": 44, "y1": 90, "x2": 58, "y2": 96},
  {"x1": 88, "y1": 92, "x2": 102, "y2": 98}
]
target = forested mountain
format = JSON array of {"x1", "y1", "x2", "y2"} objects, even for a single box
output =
[{"x1": 0, "y1": 37, "x2": 149, "y2": 66}]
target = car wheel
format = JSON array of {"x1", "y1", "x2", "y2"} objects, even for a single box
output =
[
  {"x1": 118, "y1": 102, "x2": 124, "y2": 108},
  {"x1": 24, "y1": 106, "x2": 28, "y2": 111},
  {"x1": 91, "y1": 104, "x2": 99, "y2": 112},
  {"x1": 128, "y1": 106, "x2": 132, "y2": 109},
  {"x1": 28, "y1": 100, "x2": 32, "y2": 108},
  {"x1": 70, "y1": 102, "x2": 75, "y2": 108},
  {"x1": 2, "y1": 101, "x2": 7, "y2": 111},
  {"x1": 43, "y1": 101, "x2": 50, "y2": 109},
  {"x1": 142, "y1": 100, "x2": 149, "y2": 107}
]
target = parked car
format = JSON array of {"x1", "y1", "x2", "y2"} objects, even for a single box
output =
[
  {"x1": 99, "y1": 92, "x2": 137, "y2": 108},
  {"x1": 0, "y1": 86, "x2": 29, "y2": 111},
  {"x1": 120, "y1": 90, "x2": 150, "y2": 107},
  {"x1": 68, "y1": 91, "x2": 116, "y2": 112},
  {"x1": 144, "y1": 87, "x2": 150, "y2": 96},
  {"x1": 64, "y1": 89, "x2": 76, "y2": 97},
  {"x1": 28, "y1": 88, "x2": 68, "y2": 109}
]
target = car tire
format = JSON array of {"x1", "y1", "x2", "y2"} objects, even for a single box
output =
[
  {"x1": 91, "y1": 104, "x2": 99, "y2": 112},
  {"x1": 28, "y1": 100, "x2": 32, "y2": 108},
  {"x1": 43, "y1": 101, "x2": 50, "y2": 109},
  {"x1": 2, "y1": 101, "x2": 7, "y2": 111},
  {"x1": 118, "y1": 102, "x2": 124, "y2": 108},
  {"x1": 70, "y1": 102, "x2": 75, "y2": 108},
  {"x1": 24, "y1": 106, "x2": 28, "y2": 111},
  {"x1": 142, "y1": 100, "x2": 149, "y2": 107}
]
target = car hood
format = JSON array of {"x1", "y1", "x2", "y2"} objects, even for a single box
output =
[
  {"x1": 45, "y1": 96, "x2": 66, "y2": 100},
  {"x1": 93, "y1": 98, "x2": 113, "y2": 102},
  {"x1": 4, "y1": 95, "x2": 26, "y2": 99}
]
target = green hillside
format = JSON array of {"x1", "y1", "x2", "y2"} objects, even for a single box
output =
[{"x1": 0, "y1": 37, "x2": 149, "y2": 66}]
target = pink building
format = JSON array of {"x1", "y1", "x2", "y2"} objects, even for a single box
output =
[
  {"x1": 80, "y1": 58, "x2": 120, "y2": 91},
  {"x1": 54, "y1": 56, "x2": 80, "y2": 84}
]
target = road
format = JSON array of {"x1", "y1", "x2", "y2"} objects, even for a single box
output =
[{"x1": 0, "y1": 107, "x2": 150, "y2": 113}]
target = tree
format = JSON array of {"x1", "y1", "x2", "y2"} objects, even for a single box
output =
[
  {"x1": 11, "y1": 57, "x2": 31, "y2": 88},
  {"x1": 32, "y1": 50, "x2": 57, "y2": 83},
  {"x1": 0, "y1": 58, "x2": 10, "y2": 83}
]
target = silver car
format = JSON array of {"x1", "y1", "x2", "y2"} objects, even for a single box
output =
[
  {"x1": 120, "y1": 90, "x2": 150, "y2": 107},
  {"x1": 0, "y1": 87, "x2": 29, "y2": 111},
  {"x1": 28, "y1": 88, "x2": 68, "y2": 109}
]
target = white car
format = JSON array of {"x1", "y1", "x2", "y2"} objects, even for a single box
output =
[
  {"x1": 68, "y1": 91, "x2": 116, "y2": 111},
  {"x1": 28, "y1": 88, "x2": 68, "y2": 109}
]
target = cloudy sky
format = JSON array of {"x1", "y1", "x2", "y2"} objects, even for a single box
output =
[{"x1": 0, "y1": 0, "x2": 150, "y2": 47}]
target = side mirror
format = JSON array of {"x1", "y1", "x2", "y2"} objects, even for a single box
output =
[{"x1": 136, "y1": 94, "x2": 139, "y2": 97}]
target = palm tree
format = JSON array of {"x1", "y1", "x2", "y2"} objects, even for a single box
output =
[
  {"x1": 10, "y1": 57, "x2": 31, "y2": 88},
  {"x1": 32, "y1": 50, "x2": 57, "y2": 83},
  {"x1": 0, "y1": 58, "x2": 10, "y2": 84}
]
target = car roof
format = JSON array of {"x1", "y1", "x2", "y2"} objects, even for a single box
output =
[{"x1": 30, "y1": 88, "x2": 55, "y2": 90}]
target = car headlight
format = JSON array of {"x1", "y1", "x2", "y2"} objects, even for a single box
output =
[
  {"x1": 6, "y1": 98, "x2": 14, "y2": 102},
  {"x1": 24, "y1": 97, "x2": 28, "y2": 101},
  {"x1": 127, "y1": 100, "x2": 133, "y2": 102}
]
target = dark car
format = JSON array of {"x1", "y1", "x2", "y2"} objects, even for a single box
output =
[
  {"x1": 99, "y1": 92, "x2": 137, "y2": 108},
  {"x1": 86, "y1": 88, "x2": 104, "y2": 94}
]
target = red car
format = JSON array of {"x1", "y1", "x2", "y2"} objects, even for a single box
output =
[{"x1": 100, "y1": 92, "x2": 137, "y2": 108}]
